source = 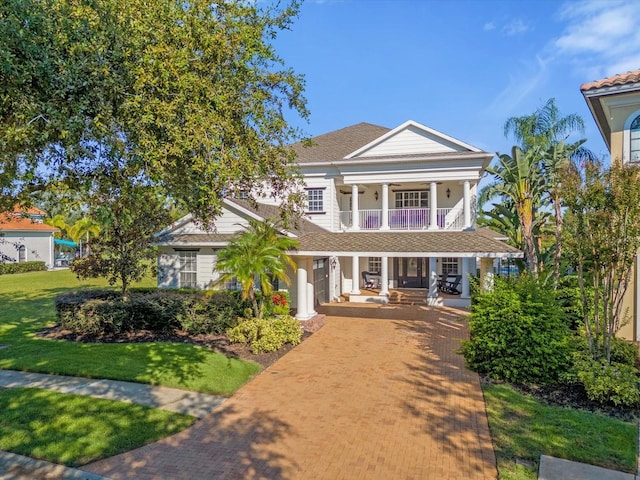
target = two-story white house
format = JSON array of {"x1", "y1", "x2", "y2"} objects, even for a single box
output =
[{"x1": 156, "y1": 120, "x2": 521, "y2": 320}]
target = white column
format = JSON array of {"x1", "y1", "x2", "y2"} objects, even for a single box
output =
[
  {"x1": 350, "y1": 255, "x2": 361, "y2": 294},
  {"x1": 295, "y1": 257, "x2": 310, "y2": 320},
  {"x1": 461, "y1": 257, "x2": 471, "y2": 299},
  {"x1": 429, "y1": 182, "x2": 438, "y2": 229},
  {"x1": 379, "y1": 256, "x2": 389, "y2": 296},
  {"x1": 480, "y1": 257, "x2": 494, "y2": 292},
  {"x1": 351, "y1": 184, "x2": 360, "y2": 230},
  {"x1": 381, "y1": 183, "x2": 389, "y2": 230},
  {"x1": 463, "y1": 180, "x2": 472, "y2": 229},
  {"x1": 428, "y1": 257, "x2": 438, "y2": 302},
  {"x1": 306, "y1": 257, "x2": 316, "y2": 317}
]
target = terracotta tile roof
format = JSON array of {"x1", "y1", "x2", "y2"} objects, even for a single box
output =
[
  {"x1": 0, "y1": 213, "x2": 57, "y2": 232},
  {"x1": 292, "y1": 123, "x2": 390, "y2": 164},
  {"x1": 580, "y1": 69, "x2": 640, "y2": 91}
]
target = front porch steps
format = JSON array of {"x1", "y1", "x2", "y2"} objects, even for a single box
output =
[{"x1": 388, "y1": 290, "x2": 435, "y2": 306}]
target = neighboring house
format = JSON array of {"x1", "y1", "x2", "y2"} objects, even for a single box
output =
[
  {"x1": 581, "y1": 69, "x2": 640, "y2": 341},
  {"x1": 156, "y1": 120, "x2": 522, "y2": 319},
  {"x1": 0, "y1": 206, "x2": 57, "y2": 268}
]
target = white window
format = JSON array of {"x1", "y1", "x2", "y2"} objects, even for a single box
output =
[
  {"x1": 307, "y1": 188, "x2": 324, "y2": 212},
  {"x1": 368, "y1": 257, "x2": 381, "y2": 274},
  {"x1": 178, "y1": 250, "x2": 197, "y2": 289},
  {"x1": 395, "y1": 191, "x2": 428, "y2": 208},
  {"x1": 631, "y1": 115, "x2": 640, "y2": 162},
  {"x1": 441, "y1": 257, "x2": 459, "y2": 277}
]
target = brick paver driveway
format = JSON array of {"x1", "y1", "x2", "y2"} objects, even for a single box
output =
[{"x1": 85, "y1": 304, "x2": 497, "y2": 480}]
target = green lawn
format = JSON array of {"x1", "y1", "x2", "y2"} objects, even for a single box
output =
[
  {"x1": 0, "y1": 270, "x2": 261, "y2": 395},
  {"x1": 0, "y1": 387, "x2": 194, "y2": 466},
  {"x1": 484, "y1": 383, "x2": 638, "y2": 480}
]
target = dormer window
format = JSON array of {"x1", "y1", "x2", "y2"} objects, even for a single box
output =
[{"x1": 631, "y1": 115, "x2": 640, "y2": 162}]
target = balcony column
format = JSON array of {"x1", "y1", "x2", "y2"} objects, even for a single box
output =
[
  {"x1": 427, "y1": 256, "x2": 438, "y2": 305},
  {"x1": 381, "y1": 183, "x2": 390, "y2": 230},
  {"x1": 379, "y1": 256, "x2": 389, "y2": 296},
  {"x1": 295, "y1": 256, "x2": 311, "y2": 320},
  {"x1": 350, "y1": 255, "x2": 361, "y2": 294},
  {"x1": 351, "y1": 184, "x2": 360, "y2": 230},
  {"x1": 463, "y1": 180, "x2": 472, "y2": 229},
  {"x1": 429, "y1": 182, "x2": 438, "y2": 229},
  {"x1": 306, "y1": 257, "x2": 317, "y2": 317}
]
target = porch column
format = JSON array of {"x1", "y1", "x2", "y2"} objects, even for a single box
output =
[
  {"x1": 306, "y1": 257, "x2": 316, "y2": 317},
  {"x1": 427, "y1": 256, "x2": 438, "y2": 304},
  {"x1": 463, "y1": 180, "x2": 472, "y2": 229},
  {"x1": 350, "y1": 255, "x2": 361, "y2": 294},
  {"x1": 461, "y1": 257, "x2": 472, "y2": 299},
  {"x1": 295, "y1": 257, "x2": 311, "y2": 320},
  {"x1": 381, "y1": 183, "x2": 390, "y2": 230},
  {"x1": 351, "y1": 184, "x2": 360, "y2": 230},
  {"x1": 379, "y1": 256, "x2": 389, "y2": 296},
  {"x1": 429, "y1": 182, "x2": 438, "y2": 229},
  {"x1": 480, "y1": 257, "x2": 494, "y2": 292}
]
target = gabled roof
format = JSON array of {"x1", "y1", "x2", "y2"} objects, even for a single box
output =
[
  {"x1": 292, "y1": 123, "x2": 391, "y2": 164},
  {"x1": 581, "y1": 68, "x2": 640, "y2": 150},
  {"x1": 581, "y1": 69, "x2": 640, "y2": 91}
]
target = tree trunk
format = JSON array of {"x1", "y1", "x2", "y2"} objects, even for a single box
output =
[
  {"x1": 553, "y1": 196, "x2": 563, "y2": 289},
  {"x1": 519, "y1": 202, "x2": 539, "y2": 276}
]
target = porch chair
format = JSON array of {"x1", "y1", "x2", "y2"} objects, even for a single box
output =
[
  {"x1": 361, "y1": 271, "x2": 377, "y2": 290},
  {"x1": 437, "y1": 275, "x2": 462, "y2": 295}
]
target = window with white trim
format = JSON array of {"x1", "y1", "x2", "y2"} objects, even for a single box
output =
[
  {"x1": 394, "y1": 191, "x2": 428, "y2": 208},
  {"x1": 178, "y1": 251, "x2": 197, "y2": 288},
  {"x1": 631, "y1": 115, "x2": 640, "y2": 162},
  {"x1": 441, "y1": 257, "x2": 459, "y2": 277},
  {"x1": 368, "y1": 257, "x2": 381, "y2": 274},
  {"x1": 307, "y1": 188, "x2": 324, "y2": 212},
  {"x1": 17, "y1": 245, "x2": 26, "y2": 263}
]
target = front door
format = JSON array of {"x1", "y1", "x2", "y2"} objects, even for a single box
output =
[
  {"x1": 394, "y1": 257, "x2": 428, "y2": 288},
  {"x1": 313, "y1": 258, "x2": 330, "y2": 305}
]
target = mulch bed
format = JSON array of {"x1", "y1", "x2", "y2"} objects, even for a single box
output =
[
  {"x1": 483, "y1": 377, "x2": 639, "y2": 422},
  {"x1": 38, "y1": 325, "x2": 312, "y2": 369}
]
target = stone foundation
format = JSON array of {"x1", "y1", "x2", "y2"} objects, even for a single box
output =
[{"x1": 297, "y1": 314, "x2": 325, "y2": 332}]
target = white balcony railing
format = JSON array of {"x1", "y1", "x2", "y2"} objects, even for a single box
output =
[{"x1": 339, "y1": 207, "x2": 469, "y2": 231}]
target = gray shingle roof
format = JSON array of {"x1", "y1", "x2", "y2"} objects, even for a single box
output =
[{"x1": 292, "y1": 123, "x2": 390, "y2": 164}]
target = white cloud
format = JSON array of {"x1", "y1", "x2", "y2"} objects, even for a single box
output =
[
  {"x1": 554, "y1": 0, "x2": 640, "y2": 78},
  {"x1": 503, "y1": 19, "x2": 529, "y2": 36},
  {"x1": 483, "y1": 22, "x2": 496, "y2": 31}
]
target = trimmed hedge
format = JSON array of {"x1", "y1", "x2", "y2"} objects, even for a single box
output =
[
  {"x1": 55, "y1": 289, "x2": 251, "y2": 335},
  {"x1": 0, "y1": 261, "x2": 47, "y2": 275},
  {"x1": 227, "y1": 315, "x2": 303, "y2": 353}
]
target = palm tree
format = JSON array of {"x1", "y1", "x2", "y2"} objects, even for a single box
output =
[
  {"x1": 216, "y1": 218, "x2": 299, "y2": 319},
  {"x1": 69, "y1": 217, "x2": 101, "y2": 256},
  {"x1": 480, "y1": 146, "x2": 545, "y2": 275},
  {"x1": 504, "y1": 98, "x2": 592, "y2": 287}
]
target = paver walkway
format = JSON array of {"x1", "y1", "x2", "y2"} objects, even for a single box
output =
[{"x1": 85, "y1": 304, "x2": 497, "y2": 480}]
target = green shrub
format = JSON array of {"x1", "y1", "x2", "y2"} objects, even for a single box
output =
[
  {"x1": 610, "y1": 337, "x2": 639, "y2": 367},
  {"x1": 178, "y1": 290, "x2": 249, "y2": 335},
  {"x1": 573, "y1": 354, "x2": 640, "y2": 407},
  {"x1": 461, "y1": 276, "x2": 572, "y2": 384},
  {"x1": 0, "y1": 261, "x2": 47, "y2": 274},
  {"x1": 226, "y1": 315, "x2": 302, "y2": 353}
]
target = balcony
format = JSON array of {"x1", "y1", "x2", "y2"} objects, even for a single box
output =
[{"x1": 339, "y1": 207, "x2": 466, "y2": 231}]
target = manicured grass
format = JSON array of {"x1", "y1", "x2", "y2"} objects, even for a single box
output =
[
  {"x1": 483, "y1": 383, "x2": 638, "y2": 480},
  {"x1": 0, "y1": 387, "x2": 194, "y2": 466},
  {"x1": 0, "y1": 270, "x2": 261, "y2": 395}
]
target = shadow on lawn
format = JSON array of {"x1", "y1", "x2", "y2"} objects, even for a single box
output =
[
  {"x1": 85, "y1": 403, "x2": 296, "y2": 479},
  {"x1": 391, "y1": 307, "x2": 498, "y2": 479}
]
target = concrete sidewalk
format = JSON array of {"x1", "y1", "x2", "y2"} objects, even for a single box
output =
[
  {"x1": 0, "y1": 370, "x2": 225, "y2": 418},
  {"x1": 538, "y1": 455, "x2": 637, "y2": 480}
]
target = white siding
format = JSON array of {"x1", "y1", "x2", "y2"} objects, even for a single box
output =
[
  {"x1": 173, "y1": 208, "x2": 249, "y2": 236},
  {"x1": 157, "y1": 248, "x2": 179, "y2": 288},
  {"x1": 196, "y1": 248, "x2": 219, "y2": 289},
  {"x1": 302, "y1": 176, "x2": 334, "y2": 231},
  {"x1": 356, "y1": 125, "x2": 465, "y2": 157},
  {"x1": 0, "y1": 231, "x2": 54, "y2": 268}
]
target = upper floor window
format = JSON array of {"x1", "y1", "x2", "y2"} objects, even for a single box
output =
[
  {"x1": 306, "y1": 188, "x2": 324, "y2": 213},
  {"x1": 395, "y1": 191, "x2": 428, "y2": 209},
  {"x1": 631, "y1": 115, "x2": 640, "y2": 162}
]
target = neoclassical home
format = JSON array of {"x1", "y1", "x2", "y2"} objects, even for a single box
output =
[
  {"x1": 156, "y1": 120, "x2": 521, "y2": 320},
  {"x1": 581, "y1": 69, "x2": 640, "y2": 341}
]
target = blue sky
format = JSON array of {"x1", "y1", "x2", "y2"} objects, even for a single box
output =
[{"x1": 274, "y1": 0, "x2": 640, "y2": 162}]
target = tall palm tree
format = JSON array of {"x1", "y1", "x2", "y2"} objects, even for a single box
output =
[
  {"x1": 504, "y1": 98, "x2": 591, "y2": 287},
  {"x1": 480, "y1": 146, "x2": 545, "y2": 275},
  {"x1": 216, "y1": 218, "x2": 299, "y2": 319},
  {"x1": 69, "y1": 217, "x2": 101, "y2": 256}
]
